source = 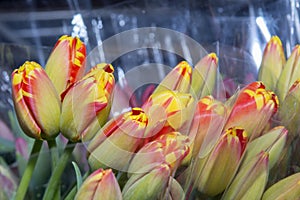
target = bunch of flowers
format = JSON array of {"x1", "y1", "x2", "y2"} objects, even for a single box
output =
[{"x1": 2, "y1": 35, "x2": 300, "y2": 200}]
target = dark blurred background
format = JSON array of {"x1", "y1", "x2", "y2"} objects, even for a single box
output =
[{"x1": 0, "y1": 0, "x2": 298, "y2": 81}]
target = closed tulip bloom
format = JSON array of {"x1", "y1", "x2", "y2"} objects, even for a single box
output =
[
  {"x1": 128, "y1": 132, "x2": 190, "y2": 174},
  {"x1": 60, "y1": 63, "x2": 115, "y2": 142},
  {"x1": 87, "y1": 108, "x2": 148, "y2": 171},
  {"x1": 75, "y1": 168, "x2": 122, "y2": 200},
  {"x1": 45, "y1": 35, "x2": 86, "y2": 97},
  {"x1": 258, "y1": 36, "x2": 286, "y2": 91},
  {"x1": 222, "y1": 151, "x2": 269, "y2": 200},
  {"x1": 224, "y1": 82, "x2": 279, "y2": 139},
  {"x1": 153, "y1": 61, "x2": 192, "y2": 94},
  {"x1": 11, "y1": 61, "x2": 61, "y2": 140},
  {"x1": 242, "y1": 126, "x2": 287, "y2": 170},
  {"x1": 189, "y1": 95, "x2": 227, "y2": 158},
  {"x1": 195, "y1": 127, "x2": 247, "y2": 196},
  {"x1": 122, "y1": 164, "x2": 171, "y2": 200},
  {"x1": 191, "y1": 53, "x2": 218, "y2": 99},
  {"x1": 276, "y1": 45, "x2": 300, "y2": 102},
  {"x1": 142, "y1": 90, "x2": 195, "y2": 138},
  {"x1": 262, "y1": 172, "x2": 300, "y2": 200}
]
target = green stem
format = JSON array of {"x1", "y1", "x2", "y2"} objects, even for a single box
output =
[
  {"x1": 14, "y1": 139, "x2": 43, "y2": 200},
  {"x1": 47, "y1": 139, "x2": 60, "y2": 200},
  {"x1": 47, "y1": 140, "x2": 59, "y2": 168},
  {"x1": 43, "y1": 141, "x2": 76, "y2": 200}
]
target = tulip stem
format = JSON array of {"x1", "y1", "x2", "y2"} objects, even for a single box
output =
[
  {"x1": 42, "y1": 141, "x2": 76, "y2": 200},
  {"x1": 47, "y1": 139, "x2": 60, "y2": 200},
  {"x1": 14, "y1": 139, "x2": 43, "y2": 200}
]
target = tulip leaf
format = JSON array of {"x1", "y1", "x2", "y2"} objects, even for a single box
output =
[{"x1": 72, "y1": 161, "x2": 82, "y2": 191}]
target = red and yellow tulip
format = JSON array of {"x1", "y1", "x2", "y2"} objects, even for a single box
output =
[
  {"x1": 128, "y1": 132, "x2": 190, "y2": 174},
  {"x1": 194, "y1": 127, "x2": 248, "y2": 196},
  {"x1": 75, "y1": 168, "x2": 122, "y2": 200},
  {"x1": 60, "y1": 63, "x2": 115, "y2": 142},
  {"x1": 122, "y1": 164, "x2": 171, "y2": 200},
  {"x1": 189, "y1": 95, "x2": 227, "y2": 158},
  {"x1": 11, "y1": 61, "x2": 61, "y2": 140},
  {"x1": 142, "y1": 90, "x2": 195, "y2": 139},
  {"x1": 153, "y1": 61, "x2": 192, "y2": 94},
  {"x1": 45, "y1": 35, "x2": 86, "y2": 97},
  {"x1": 87, "y1": 107, "x2": 148, "y2": 171},
  {"x1": 224, "y1": 81, "x2": 279, "y2": 139}
]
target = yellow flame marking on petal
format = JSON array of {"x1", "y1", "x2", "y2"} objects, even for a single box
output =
[{"x1": 244, "y1": 88, "x2": 266, "y2": 110}]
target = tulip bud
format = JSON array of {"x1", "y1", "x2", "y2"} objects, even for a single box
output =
[
  {"x1": 262, "y1": 172, "x2": 300, "y2": 200},
  {"x1": 258, "y1": 36, "x2": 286, "y2": 91},
  {"x1": 75, "y1": 168, "x2": 122, "y2": 200},
  {"x1": 278, "y1": 79, "x2": 300, "y2": 138},
  {"x1": 128, "y1": 132, "x2": 190, "y2": 174},
  {"x1": 276, "y1": 45, "x2": 300, "y2": 102},
  {"x1": 195, "y1": 127, "x2": 247, "y2": 196},
  {"x1": 122, "y1": 164, "x2": 171, "y2": 200},
  {"x1": 142, "y1": 90, "x2": 195, "y2": 139},
  {"x1": 189, "y1": 95, "x2": 227, "y2": 158},
  {"x1": 87, "y1": 108, "x2": 148, "y2": 171},
  {"x1": 242, "y1": 126, "x2": 287, "y2": 170},
  {"x1": 45, "y1": 35, "x2": 86, "y2": 96},
  {"x1": 60, "y1": 63, "x2": 115, "y2": 142},
  {"x1": 222, "y1": 151, "x2": 269, "y2": 200},
  {"x1": 191, "y1": 53, "x2": 218, "y2": 99},
  {"x1": 11, "y1": 61, "x2": 61, "y2": 140},
  {"x1": 153, "y1": 61, "x2": 192, "y2": 94},
  {"x1": 224, "y1": 82, "x2": 279, "y2": 139}
]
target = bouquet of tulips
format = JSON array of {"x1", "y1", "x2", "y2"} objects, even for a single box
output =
[{"x1": 2, "y1": 34, "x2": 300, "y2": 200}]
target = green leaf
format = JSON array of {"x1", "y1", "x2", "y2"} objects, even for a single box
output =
[{"x1": 72, "y1": 161, "x2": 82, "y2": 191}]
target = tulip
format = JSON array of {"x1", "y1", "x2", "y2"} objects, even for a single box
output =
[
  {"x1": 278, "y1": 79, "x2": 300, "y2": 138},
  {"x1": 75, "y1": 168, "x2": 122, "y2": 200},
  {"x1": 224, "y1": 81, "x2": 279, "y2": 139},
  {"x1": 262, "y1": 172, "x2": 300, "y2": 200},
  {"x1": 188, "y1": 95, "x2": 227, "y2": 158},
  {"x1": 242, "y1": 126, "x2": 287, "y2": 170},
  {"x1": 258, "y1": 36, "x2": 286, "y2": 91},
  {"x1": 122, "y1": 164, "x2": 171, "y2": 200},
  {"x1": 153, "y1": 61, "x2": 192, "y2": 94},
  {"x1": 222, "y1": 151, "x2": 269, "y2": 200},
  {"x1": 142, "y1": 90, "x2": 196, "y2": 139},
  {"x1": 60, "y1": 63, "x2": 115, "y2": 142},
  {"x1": 11, "y1": 61, "x2": 61, "y2": 140},
  {"x1": 195, "y1": 127, "x2": 247, "y2": 196},
  {"x1": 45, "y1": 35, "x2": 86, "y2": 97},
  {"x1": 128, "y1": 132, "x2": 190, "y2": 174},
  {"x1": 87, "y1": 107, "x2": 148, "y2": 171},
  {"x1": 276, "y1": 45, "x2": 300, "y2": 102},
  {"x1": 191, "y1": 53, "x2": 218, "y2": 99}
]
